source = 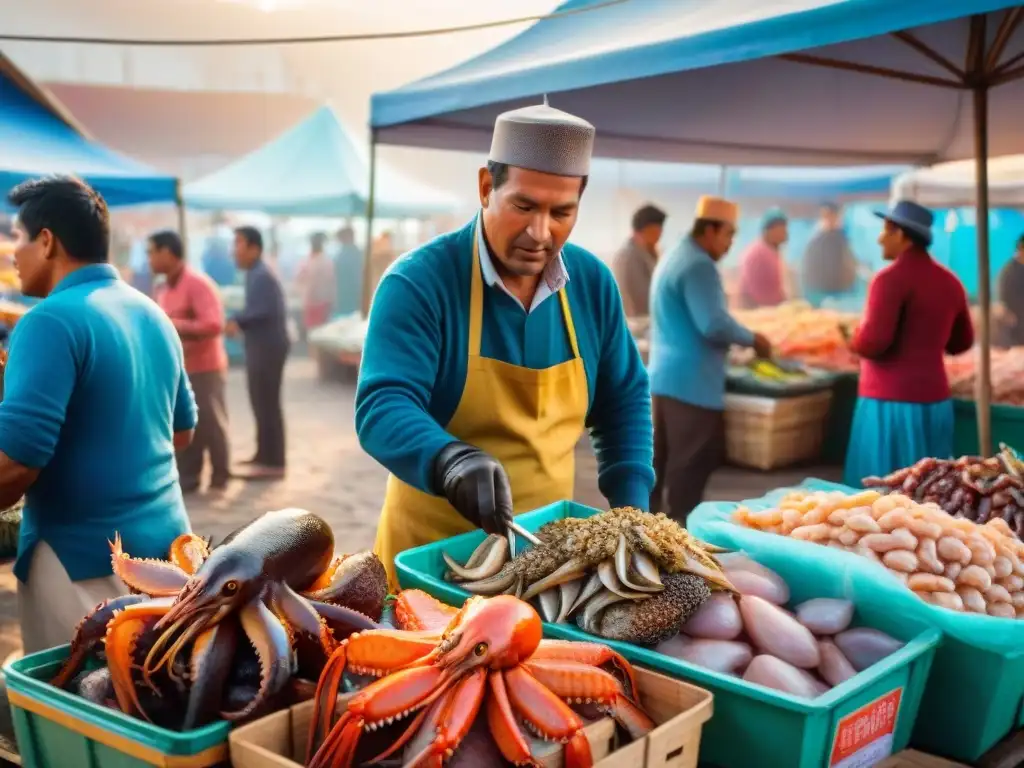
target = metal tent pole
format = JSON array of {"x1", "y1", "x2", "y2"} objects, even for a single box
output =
[
  {"x1": 973, "y1": 84, "x2": 993, "y2": 456},
  {"x1": 360, "y1": 129, "x2": 379, "y2": 319},
  {"x1": 174, "y1": 179, "x2": 188, "y2": 255}
]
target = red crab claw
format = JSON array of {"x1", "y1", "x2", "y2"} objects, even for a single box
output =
[
  {"x1": 306, "y1": 629, "x2": 441, "y2": 761},
  {"x1": 488, "y1": 666, "x2": 593, "y2": 768},
  {"x1": 523, "y1": 659, "x2": 654, "y2": 740},
  {"x1": 374, "y1": 667, "x2": 487, "y2": 767},
  {"x1": 307, "y1": 665, "x2": 453, "y2": 768},
  {"x1": 394, "y1": 590, "x2": 459, "y2": 633},
  {"x1": 531, "y1": 639, "x2": 639, "y2": 701}
]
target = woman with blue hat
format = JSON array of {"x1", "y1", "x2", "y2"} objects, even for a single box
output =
[{"x1": 843, "y1": 200, "x2": 975, "y2": 486}]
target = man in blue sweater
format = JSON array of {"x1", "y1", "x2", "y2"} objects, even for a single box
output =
[
  {"x1": 0, "y1": 176, "x2": 196, "y2": 653},
  {"x1": 357, "y1": 102, "x2": 653, "y2": 587},
  {"x1": 648, "y1": 196, "x2": 771, "y2": 521}
]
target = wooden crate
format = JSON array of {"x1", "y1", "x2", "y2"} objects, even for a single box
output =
[
  {"x1": 230, "y1": 667, "x2": 712, "y2": 768},
  {"x1": 877, "y1": 749, "x2": 970, "y2": 767},
  {"x1": 724, "y1": 390, "x2": 833, "y2": 471}
]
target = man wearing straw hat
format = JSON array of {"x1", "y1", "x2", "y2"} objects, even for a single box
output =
[
  {"x1": 357, "y1": 101, "x2": 654, "y2": 589},
  {"x1": 648, "y1": 196, "x2": 772, "y2": 521}
]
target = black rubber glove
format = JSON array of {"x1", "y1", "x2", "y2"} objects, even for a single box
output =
[{"x1": 432, "y1": 441, "x2": 514, "y2": 535}]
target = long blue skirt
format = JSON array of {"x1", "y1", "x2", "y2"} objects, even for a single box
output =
[{"x1": 842, "y1": 397, "x2": 954, "y2": 487}]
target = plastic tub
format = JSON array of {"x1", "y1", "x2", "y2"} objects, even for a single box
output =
[
  {"x1": 396, "y1": 501, "x2": 941, "y2": 768},
  {"x1": 688, "y1": 479, "x2": 1024, "y2": 764},
  {"x1": 3, "y1": 645, "x2": 230, "y2": 768},
  {"x1": 952, "y1": 399, "x2": 1024, "y2": 457}
]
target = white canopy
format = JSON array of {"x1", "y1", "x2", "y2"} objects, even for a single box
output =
[{"x1": 893, "y1": 156, "x2": 1024, "y2": 208}]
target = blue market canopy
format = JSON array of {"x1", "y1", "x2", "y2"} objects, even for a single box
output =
[
  {"x1": 0, "y1": 53, "x2": 177, "y2": 208},
  {"x1": 184, "y1": 105, "x2": 459, "y2": 218},
  {"x1": 611, "y1": 160, "x2": 904, "y2": 201},
  {"x1": 370, "y1": 0, "x2": 1024, "y2": 167}
]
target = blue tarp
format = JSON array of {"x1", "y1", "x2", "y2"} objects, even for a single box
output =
[
  {"x1": 610, "y1": 160, "x2": 905, "y2": 202},
  {"x1": 0, "y1": 58, "x2": 177, "y2": 208},
  {"x1": 370, "y1": 0, "x2": 1024, "y2": 167},
  {"x1": 184, "y1": 105, "x2": 459, "y2": 218}
]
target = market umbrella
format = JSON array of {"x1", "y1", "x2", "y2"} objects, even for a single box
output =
[
  {"x1": 370, "y1": 0, "x2": 1024, "y2": 455},
  {"x1": 893, "y1": 154, "x2": 1024, "y2": 207}
]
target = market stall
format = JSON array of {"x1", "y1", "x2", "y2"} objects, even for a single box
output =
[
  {"x1": 306, "y1": 312, "x2": 366, "y2": 382},
  {"x1": 369, "y1": 0, "x2": 1024, "y2": 459},
  {"x1": 9, "y1": 492, "x2": 1024, "y2": 767},
  {"x1": 184, "y1": 104, "x2": 460, "y2": 365},
  {"x1": 0, "y1": 52, "x2": 179, "y2": 210}
]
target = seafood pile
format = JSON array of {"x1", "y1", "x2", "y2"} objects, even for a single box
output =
[
  {"x1": 946, "y1": 347, "x2": 1024, "y2": 405},
  {"x1": 306, "y1": 590, "x2": 654, "y2": 768},
  {"x1": 862, "y1": 447, "x2": 1024, "y2": 538},
  {"x1": 729, "y1": 301, "x2": 860, "y2": 373},
  {"x1": 52, "y1": 509, "x2": 389, "y2": 730},
  {"x1": 442, "y1": 508, "x2": 735, "y2": 645},
  {"x1": 655, "y1": 554, "x2": 904, "y2": 699},
  {"x1": 736, "y1": 489, "x2": 1024, "y2": 618}
]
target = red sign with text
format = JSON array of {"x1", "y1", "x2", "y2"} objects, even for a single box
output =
[{"x1": 830, "y1": 688, "x2": 903, "y2": 768}]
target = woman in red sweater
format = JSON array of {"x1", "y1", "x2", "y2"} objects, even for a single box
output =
[{"x1": 844, "y1": 200, "x2": 974, "y2": 486}]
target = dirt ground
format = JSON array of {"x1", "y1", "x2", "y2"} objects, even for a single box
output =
[{"x1": 0, "y1": 356, "x2": 841, "y2": 663}]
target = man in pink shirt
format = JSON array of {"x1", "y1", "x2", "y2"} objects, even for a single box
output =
[
  {"x1": 737, "y1": 208, "x2": 789, "y2": 309},
  {"x1": 148, "y1": 231, "x2": 231, "y2": 493}
]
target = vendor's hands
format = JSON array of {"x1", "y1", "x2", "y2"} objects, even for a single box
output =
[
  {"x1": 752, "y1": 332, "x2": 773, "y2": 360},
  {"x1": 433, "y1": 441, "x2": 514, "y2": 535}
]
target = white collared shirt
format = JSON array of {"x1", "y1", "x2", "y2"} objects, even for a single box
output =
[{"x1": 476, "y1": 213, "x2": 569, "y2": 314}]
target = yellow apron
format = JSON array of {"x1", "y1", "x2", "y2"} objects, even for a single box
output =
[{"x1": 373, "y1": 226, "x2": 590, "y2": 590}]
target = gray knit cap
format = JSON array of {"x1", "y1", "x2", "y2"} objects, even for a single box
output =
[{"x1": 488, "y1": 98, "x2": 595, "y2": 177}]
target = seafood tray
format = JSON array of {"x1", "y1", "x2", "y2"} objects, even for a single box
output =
[
  {"x1": 230, "y1": 665, "x2": 711, "y2": 768},
  {"x1": 688, "y1": 479, "x2": 1024, "y2": 764},
  {"x1": 953, "y1": 399, "x2": 1024, "y2": 459},
  {"x1": 3, "y1": 645, "x2": 229, "y2": 768},
  {"x1": 725, "y1": 362, "x2": 839, "y2": 398},
  {"x1": 396, "y1": 501, "x2": 939, "y2": 768}
]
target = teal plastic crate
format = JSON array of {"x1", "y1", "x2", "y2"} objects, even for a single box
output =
[
  {"x1": 952, "y1": 398, "x2": 1024, "y2": 457},
  {"x1": 396, "y1": 500, "x2": 940, "y2": 768},
  {"x1": 3, "y1": 645, "x2": 230, "y2": 768},
  {"x1": 689, "y1": 479, "x2": 1024, "y2": 764}
]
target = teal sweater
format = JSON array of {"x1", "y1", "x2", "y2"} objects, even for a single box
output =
[
  {"x1": 356, "y1": 219, "x2": 654, "y2": 510},
  {"x1": 649, "y1": 237, "x2": 755, "y2": 410},
  {"x1": 0, "y1": 265, "x2": 195, "y2": 582}
]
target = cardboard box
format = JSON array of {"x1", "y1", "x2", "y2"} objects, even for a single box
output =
[
  {"x1": 877, "y1": 749, "x2": 971, "y2": 767},
  {"x1": 230, "y1": 667, "x2": 712, "y2": 768}
]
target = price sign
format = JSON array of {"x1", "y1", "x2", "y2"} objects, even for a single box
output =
[{"x1": 830, "y1": 688, "x2": 903, "y2": 768}]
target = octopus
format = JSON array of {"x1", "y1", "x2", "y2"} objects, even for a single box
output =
[{"x1": 51, "y1": 508, "x2": 388, "y2": 729}]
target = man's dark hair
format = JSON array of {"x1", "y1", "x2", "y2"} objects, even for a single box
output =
[
  {"x1": 148, "y1": 229, "x2": 184, "y2": 259},
  {"x1": 691, "y1": 218, "x2": 726, "y2": 238},
  {"x1": 234, "y1": 225, "x2": 263, "y2": 253},
  {"x1": 7, "y1": 175, "x2": 110, "y2": 264},
  {"x1": 821, "y1": 201, "x2": 840, "y2": 214},
  {"x1": 632, "y1": 204, "x2": 667, "y2": 232},
  {"x1": 897, "y1": 226, "x2": 930, "y2": 251},
  {"x1": 1016, "y1": 232, "x2": 1024, "y2": 250},
  {"x1": 487, "y1": 161, "x2": 589, "y2": 195}
]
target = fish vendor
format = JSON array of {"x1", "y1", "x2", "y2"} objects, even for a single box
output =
[
  {"x1": 356, "y1": 102, "x2": 654, "y2": 587},
  {"x1": 844, "y1": 200, "x2": 974, "y2": 486},
  {"x1": 0, "y1": 177, "x2": 196, "y2": 653},
  {"x1": 648, "y1": 197, "x2": 772, "y2": 521}
]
